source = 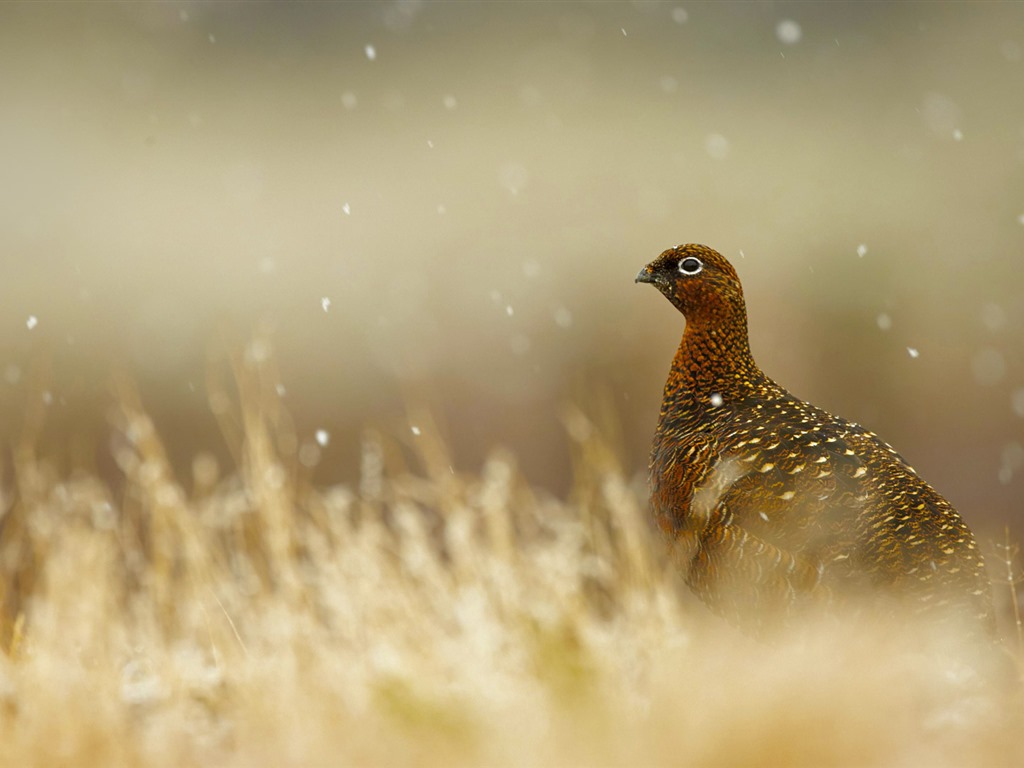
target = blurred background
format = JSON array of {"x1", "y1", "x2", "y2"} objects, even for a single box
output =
[{"x1": 0, "y1": 2, "x2": 1022, "y2": 539}]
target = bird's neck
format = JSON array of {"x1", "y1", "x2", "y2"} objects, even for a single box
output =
[{"x1": 663, "y1": 319, "x2": 770, "y2": 406}]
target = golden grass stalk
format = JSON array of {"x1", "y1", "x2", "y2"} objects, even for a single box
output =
[{"x1": 0, "y1": 344, "x2": 1020, "y2": 767}]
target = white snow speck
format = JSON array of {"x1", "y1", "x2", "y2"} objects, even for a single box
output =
[
  {"x1": 365, "y1": 44, "x2": 376, "y2": 61},
  {"x1": 505, "y1": 305, "x2": 514, "y2": 317},
  {"x1": 426, "y1": 139, "x2": 434, "y2": 148},
  {"x1": 776, "y1": 19, "x2": 802, "y2": 45},
  {"x1": 922, "y1": 92, "x2": 962, "y2": 138},
  {"x1": 1011, "y1": 388, "x2": 1024, "y2": 418},
  {"x1": 876, "y1": 313, "x2": 892, "y2": 331},
  {"x1": 41, "y1": 391, "x2": 53, "y2": 405},
  {"x1": 952, "y1": 129, "x2": 963, "y2": 141},
  {"x1": 208, "y1": 33, "x2": 216, "y2": 43},
  {"x1": 276, "y1": 383, "x2": 287, "y2": 397},
  {"x1": 298, "y1": 444, "x2": 320, "y2": 468},
  {"x1": 906, "y1": 347, "x2": 920, "y2": 359},
  {"x1": 436, "y1": 204, "x2": 446, "y2": 214},
  {"x1": 705, "y1": 133, "x2": 730, "y2": 160},
  {"x1": 342, "y1": 202, "x2": 351, "y2": 215},
  {"x1": 710, "y1": 393, "x2": 724, "y2": 408},
  {"x1": 672, "y1": 7, "x2": 689, "y2": 24},
  {"x1": 4, "y1": 364, "x2": 21, "y2": 385},
  {"x1": 971, "y1": 348, "x2": 1006, "y2": 386},
  {"x1": 411, "y1": 426, "x2": 421, "y2": 436},
  {"x1": 321, "y1": 297, "x2": 331, "y2": 312},
  {"x1": 980, "y1": 303, "x2": 1006, "y2": 331},
  {"x1": 498, "y1": 162, "x2": 529, "y2": 195},
  {"x1": 341, "y1": 91, "x2": 358, "y2": 110},
  {"x1": 1016, "y1": 213, "x2": 1024, "y2": 225},
  {"x1": 315, "y1": 429, "x2": 330, "y2": 447},
  {"x1": 554, "y1": 307, "x2": 573, "y2": 328},
  {"x1": 26, "y1": 315, "x2": 38, "y2": 330},
  {"x1": 442, "y1": 95, "x2": 457, "y2": 110},
  {"x1": 245, "y1": 339, "x2": 271, "y2": 363},
  {"x1": 510, "y1": 334, "x2": 531, "y2": 355},
  {"x1": 999, "y1": 442, "x2": 1024, "y2": 484},
  {"x1": 621, "y1": 28, "x2": 628, "y2": 37},
  {"x1": 856, "y1": 243, "x2": 868, "y2": 258}
]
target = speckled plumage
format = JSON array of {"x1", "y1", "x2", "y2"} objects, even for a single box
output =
[{"x1": 637, "y1": 244, "x2": 993, "y2": 634}]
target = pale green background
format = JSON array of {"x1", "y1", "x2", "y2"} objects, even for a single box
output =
[{"x1": 1, "y1": 2, "x2": 1022, "y2": 536}]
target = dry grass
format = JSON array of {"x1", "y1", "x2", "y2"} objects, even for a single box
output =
[{"x1": 0, "y1": 347, "x2": 1021, "y2": 768}]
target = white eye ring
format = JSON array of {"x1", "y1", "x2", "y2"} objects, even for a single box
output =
[{"x1": 678, "y1": 256, "x2": 703, "y2": 275}]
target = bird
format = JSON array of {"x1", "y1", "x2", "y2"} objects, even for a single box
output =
[{"x1": 636, "y1": 243, "x2": 994, "y2": 635}]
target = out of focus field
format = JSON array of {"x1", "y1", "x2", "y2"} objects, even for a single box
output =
[{"x1": 1, "y1": 3, "x2": 1024, "y2": 765}]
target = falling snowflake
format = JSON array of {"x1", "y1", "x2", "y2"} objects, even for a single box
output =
[
  {"x1": 1011, "y1": 388, "x2": 1024, "y2": 418},
  {"x1": 710, "y1": 393, "x2": 724, "y2": 408},
  {"x1": 321, "y1": 297, "x2": 331, "y2": 312},
  {"x1": 705, "y1": 133, "x2": 730, "y2": 160},
  {"x1": 980, "y1": 303, "x2": 1006, "y2": 331},
  {"x1": 952, "y1": 129, "x2": 963, "y2": 141},
  {"x1": 510, "y1": 334, "x2": 531, "y2": 355},
  {"x1": 498, "y1": 162, "x2": 529, "y2": 195},
  {"x1": 315, "y1": 430, "x2": 330, "y2": 447},
  {"x1": 365, "y1": 44, "x2": 376, "y2": 60},
  {"x1": 775, "y1": 19, "x2": 802, "y2": 45},
  {"x1": 856, "y1": 244, "x2": 868, "y2": 258},
  {"x1": 342, "y1": 202, "x2": 351, "y2": 215},
  {"x1": 26, "y1": 315, "x2": 38, "y2": 330},
  {"x1": 876, "y1": 313, "x2": 892, "y2": 331},
  {"x1": 906, "y1": 347, "x2": 920, "y2": 359},
  {"x1": 971, "y1": 348, "x2": 1006, "y2": 386},
  {"x1": 411, "y1": 426, "x2": 422, "y2": 436}
]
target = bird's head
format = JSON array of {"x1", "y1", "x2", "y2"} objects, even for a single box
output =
[{"x1": 635, "y1": 244, "x2": 746, "y2": 323}]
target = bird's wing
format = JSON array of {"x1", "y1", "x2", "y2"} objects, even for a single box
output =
[{"x1": 682, "y1": 424, "x2": 875, "y2": 629}]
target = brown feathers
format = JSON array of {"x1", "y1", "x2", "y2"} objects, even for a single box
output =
[{"x1": 637, "y1": 244, "x2": 993, "y2": 634}]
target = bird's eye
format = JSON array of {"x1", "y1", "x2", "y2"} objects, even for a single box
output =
[{"x1": 678, "y1": 257, "x2": 703, "y2": 275}]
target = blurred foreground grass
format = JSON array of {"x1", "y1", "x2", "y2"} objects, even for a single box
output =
[{"x1": 0, "y1": 344, "x2": 1022, "y2": 768}]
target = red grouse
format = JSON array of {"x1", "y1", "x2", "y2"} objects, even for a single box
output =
[{"x1": 637, "y1": 244, "x2": 993, "y2": 634}]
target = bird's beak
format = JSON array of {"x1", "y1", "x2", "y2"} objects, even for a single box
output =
[{"x1": 635, "y1": 265, "x2": 657, "y2": 285}]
